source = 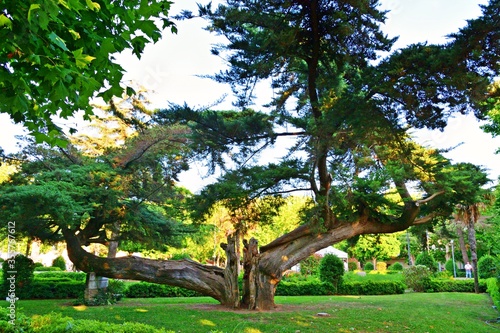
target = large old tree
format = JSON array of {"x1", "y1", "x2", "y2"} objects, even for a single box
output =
[{"x1": 3, "y1": 0, "x2": 500, "y2": 311}]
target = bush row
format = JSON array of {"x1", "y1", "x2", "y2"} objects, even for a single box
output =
[
  {"x1": 426, "y1": 278, "x2": 487, "y2": 293},
  {"x1": 486, "y1": 277, "x2": 500, "y2": 309},
  {"x1": 1, "y1": 281, "x2": 85, "y2": 299},
  {"x1": 275, "y1": 280, "x2": 405, "y2": 296},
  {"x1": 125, "y1": 282, "x2": 202, "y2": 298}
]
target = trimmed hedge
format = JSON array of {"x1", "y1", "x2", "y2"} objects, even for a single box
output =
[
  {"x1": 427, "y1": 278, "x2": 487, "y2": 293},
  {"x1": 125, "y1": 282, "x2": 202, "y2": 298},
  {"x1": 339, "y1": 281, "x2": 405, "y2": 295},
  {"x1": 35, "y1": 266, "x2": 62, "y2": 272},
  {"x1": 276, "y1": 280, "x2": 333, "y2": 296},
  {"x1": 1, "y1": 281, "x2": 85, "y2": 299},
  {"x1": 276, "y1": 279, "x2": 405, "y2": 296},
  {"x1": 486, "y1": 277, "x2": 500, "y2": 309},
  {"x1": 34, "y1": 272, "x2": 86, "y2": 281}
]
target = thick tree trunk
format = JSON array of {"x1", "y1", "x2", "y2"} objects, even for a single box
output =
[
  {"x1": 467, "y1": 220, "x2": 480, "y2": 293},
  {"x1": 456, "y1": 226, "x2": 470, "y2": 265},
  {"x1": 221, "y1": 234, "x2": 240, "y2": 308}
]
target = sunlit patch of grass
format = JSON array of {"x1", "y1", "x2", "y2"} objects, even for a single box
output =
[
  {"x1": 72, "y1": 305, "x2": 87, "y2": 311},
  {"x1": 243, "y1": 328, "x2": 263, "y2": 333},
  {"x1": 198, "y1": 319, "x2": 216, "y2": 326},
  {"x1": 134, "y1": 308, "x2": 148, "y2": 312}
]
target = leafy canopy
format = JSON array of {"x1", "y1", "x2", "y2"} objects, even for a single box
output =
[{"x1": 0, "y1": 0, "x2": 175, "y2": 145}]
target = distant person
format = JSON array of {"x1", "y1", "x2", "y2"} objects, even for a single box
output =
[{"x1": 465, "y1": 262, "x2": 473, "y2": 278}]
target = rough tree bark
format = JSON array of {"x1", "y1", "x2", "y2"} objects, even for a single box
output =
[{"x1": 456, "y1": 226, "x2": 470, "y2": 265}]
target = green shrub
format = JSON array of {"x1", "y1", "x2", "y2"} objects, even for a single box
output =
[
  {"x1": 0, "y1": 306, "x2": 32, "y2": 332},
  {"x1": 51, "y1": 256, "x2": 66, "y2": 271},
  {"x1": 276, "y1": 279, "x2": 332, "y2": 296},
  {"x1": 486, "y1": 277, "x2": 500, "y2": 309},
  {"x1": 428, "y1": 278, "x2": 486, "y2": 293},
  {"x1": 338, "y1": 280, "x2": 406, "y2": 295},
  {"x1": 29, "y1": 281, "x2": 85, "y2": 299},
  {"x1": 33, "y1": 262, "x2": 44, "y2": 269},
  {"x1": 300, "y1": 255, "x2": 321, "y2": 277},
  {"x1": 319, "y1": 254, "x2": 344, "y2": 292},
  {"x1": 433, "y1": 270, "x2": 452, "y2": 279},
  {"x1": 445, "y1": 259, "x2": 456, "y2": 274},
  {"x1": 34, "y1": 266, "x2": 62, "y2": 272},
  {"x1": 415, "y1": 252, "x2": 438, "y2": 272},
  {"x1": 478, "y1": 255, "x2": 498, "y2": 279},
  {"x1": 376, "y1": 262, "x2": 387, "y2": 271},
  {"x1": 34, "y1": 272, "x2": 86, "y2": 281},
  {"x1": 125, "y1": 282, "x2": 201, "y2": 298},
  {"x1": 388, "y1": 262, "x2": 403, "y2": 271},
  {"x1": 347, "y1": 261, "x2": 358, "y2": 271},
  {"x1": 403, "y1": 265, "x2": 432, "y2": 292},
  {"x1": 2, "y1": 254, "x2": 35, "y2": 299},
  {"x1": 30, "y1": 312, "x2": 172, "y2": 333},
  {"x1": 364, "y1": 262, "x2": 374, "y2": 272}
]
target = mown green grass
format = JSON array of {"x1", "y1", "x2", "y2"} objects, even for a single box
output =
[{"x1": 5, "y1": 292, "x2": 500, "y2": 333}]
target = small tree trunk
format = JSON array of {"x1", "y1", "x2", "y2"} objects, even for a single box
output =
[
  {"x1": 456, "y1": 226, "x2": 470, "y2": 265},
  {"x1": 467, "y1": 219, "x2": 480, "y2": 293},
  {"x1": 222, "y1": 234, "x2": 240, "y2": 308}
]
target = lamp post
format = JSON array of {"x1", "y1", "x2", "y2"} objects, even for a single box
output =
[
  {"x1": 406, "y1": 230, "x2": 412, "y2": 266},
  {"x1": 451, "y1": 240, "x2": 456, "y2": 278}
]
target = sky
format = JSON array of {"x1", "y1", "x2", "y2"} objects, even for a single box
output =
[{"x1": 1, "y1": 0, "x2": 499, "y2": 191}]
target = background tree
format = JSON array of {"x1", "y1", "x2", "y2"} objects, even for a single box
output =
[
  {"x1": 452, "y1": 164, "x2": 492, "y2": 292},
  {"x1": 348, "y1": 234, "x2": 400, "y2": 269},
  {"x1": 0, "y1": 92, "x2": 194, "y2": 259},
  {"x1": 0, "y1": 0, "x2": 175, "y2": 144}
]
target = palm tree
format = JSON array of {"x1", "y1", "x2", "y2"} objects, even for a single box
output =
[{"x1": 454, "y1": 199, "x2": 492, "y2": 293}]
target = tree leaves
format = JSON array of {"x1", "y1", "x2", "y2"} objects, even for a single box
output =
[{"x1": 1, "y1": 0, "x2": 175, "y2": 145}]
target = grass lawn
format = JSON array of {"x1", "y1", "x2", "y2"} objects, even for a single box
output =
[{"x1": 4, "y1": 292, "x2": 500, "y2": 333}]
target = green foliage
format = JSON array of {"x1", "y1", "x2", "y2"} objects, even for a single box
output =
[
  {"x1": 403, "y1": 265, "x2": 432, "y2": 292},
  {"x1": 29, "y1": 312, "x2": 171, "y2": 333},
  {"x1": 427, "y1": 278, "x2": 487, "y2": 293},
  {"x1": 388, "y1": 262, "x2": 404, "y2": 271},
  {"x1": 276, "y1": 279, "x2": 333, "y2": 296},
  {"x1": 350, "y1": 234, "x2": 401, "y2": 265},
  {"x1": 299, "y1": 255, "x2": 321, "y2": 277},
  {"x1": 486, "y1": 277, "x2": 500, "y2": 310},
  {"x1": 376, "y1": 262, "x2": 387, "y2": 271},
  {"x1": 477, "y1": 255, "x2": 498, "y2": 279},
  {"x1": 347, "y1": 261, "x2": 358, "y2": 271},
  {"x1": 364, "y1": 262, "x2": 374, "y2": 272},
  {"x1": 415, "y1": 252, "x2": 438, "y2": 272},
  {"x1": 34, "y1": 272, "x2": 86, "y2": 281},
  {"x1": 2, "y1": 254, "x2": 35, "y2": 298},
  {"x1": 0, "y1": 306, "x2": 32, "y2": 332},
  {"x1": 0, "y1": 0, "x2": 176, "y2": 143},
  {"x1": 51, "y1": 256, "x2": 66, "y2": 271},
  {"x1": 338, "y1": 281, "x2": 406, "y2": 295},
  {"x1": 28, "y1": 281, "x2": 85, "y2": 299},
  {"x1": 445, "y1": 259, "x2": 456, "y2": 274},
  {"x1": 318, "y1": 254, "x2": 345, "y2": 291},
  {"x1": 125, "y1": 282, "x2": 202, "y2": 298},
  {"x1": 35, "y1": 266, "x2": 61, "y2": 272}
]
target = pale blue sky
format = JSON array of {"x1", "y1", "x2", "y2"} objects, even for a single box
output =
[{"x1": 1, "y1": 0, "x2": 499, "y2": 190}]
